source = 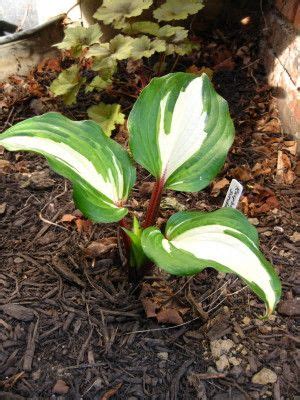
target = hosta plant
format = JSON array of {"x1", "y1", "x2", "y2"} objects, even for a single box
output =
[
  {"x1": 0, "y1": 72, "x2": 281, "y2": 316},
  {"x1": 50, "y1": 0, "x2": 203, "y2": 134}
]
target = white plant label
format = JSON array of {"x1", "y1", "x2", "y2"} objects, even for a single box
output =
[{"x1": 222, "y1": 179, "x2": 243, "y2": 208}]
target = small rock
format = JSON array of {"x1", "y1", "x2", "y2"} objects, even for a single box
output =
[
  {"x1": 207, "y1": 366, "x2": 218, "y2": 374},
  {"x1": 52, "y1": 379, "x2": 69, "y2": 394},
  {"x1": 252, "y1": 368, "x2": 277, "y2": 385},
  {"x1": 242, "y1": 316, "x2": 251, "y2": 325},
  {"x1": 230, "y1": 365, "x2": 243, "y2": 378},
  {"x1": 273, "y1": 226, "x2": 283, "y2": 233},
  {"x1": 92, "y1": 378, "x2": 102, "y2": 389},
  {"x1": 160, "y1": 197, "x2": 186, "y2": 211},
  {"x1": 0, "y1": 159, "x2": 11, "y2": 170},
  {"x1": 254, "y1": 318, "x2": 264, "y2": 326},
  {"x1": 32, "y1": 369, "x2": 41, "y2": 381},
  {"x1": 14, "y1": 257, "x2": 24, "y2": 264},
  {"x1": 258, "y1": 326, "x2": 272, "y2": 334},
  {"x1": 261, "y1": 230, "x2": 272, "y2": 237},
  {"x1": 248, "y1": 218, "x2": 259, "y2": 226},
  {"x1": 229, "y1": 356, "x2": 242, "y2": 366},
  {"x1": 290, "y1": 231, "x2": 300, "y2": 243},
  {"x1": 216, "y1": 354, "x2": 230, "y2": 372},
  {"x1": 210, "y1": 339, "x2": 235, "y2": 359},
  {"x1": 157, "y1": 352, "x2": 168, "y2": 361},
  {"x1": 0, "y1": 202, "x2": 7, "y2": 215},
  {"x1": 20, "y1": 171, "x2": 55, "y2": 190}
]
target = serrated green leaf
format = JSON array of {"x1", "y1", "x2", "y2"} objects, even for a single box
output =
[
  {"x1": 153, "y1": 0, "x2": 204, "y2": 21},
  {"x1": 85, "y1": 76, "x2": 112, "y2": 93},
  {"x1": 157, "y1": 25, "x2": 188, "y2": 43},
  {"x1": 87, "y1": 35, "x2": 134, "y2": 62},
  {"x1": 91, "y1": 56, "x2": 117, "y2": 75},
  {"x1": 131, "y1": 36, "x2": 166, "y2": 59},
  {"x1": 141, "y1": 208, "x2": 282, "y2": 315},
  {"x1": 128, "y1": 72, "x2": 234, "y2": 192},
  {"x1": 94, "y1": 0, "x2": 153, "y2": 25},
  {"x1": 166, "y1": 40, "x2": 199, "y2": 55},
  {"x1": 109, "y1": 34, "x2": 134, "y2": 60},
  {"x1": 50, "y1": 64, "x2": 86, "y2": 105},
  {"x1": 87, "y1": 43, "x2": 111, "y2": 59},
  {"x1": 0, "y1": 113, "x2": 136, "y2": 223},
  {"x1": 87, "y1": 103, "x2": 125, "y2": 136},
  {"x1": 122, "y1": 21, "x2": 160, "y2": 35},
  {"x1": 55, "y1": 24, "x2": 102, "y2": 57}
]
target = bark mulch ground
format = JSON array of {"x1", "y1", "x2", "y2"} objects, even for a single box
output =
[{"x1": 0, "y1": 10, "x2": 299, "y2": 400}]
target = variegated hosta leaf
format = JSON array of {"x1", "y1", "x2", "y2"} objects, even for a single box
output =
[
  {"x1": 55, "y1": 24, "x2": 102, "y2": 57},
  {"x1": 131, "y1": 36, "x2": 166, "y2": 59},
  {"x1": 93, "y1": 0, "x2": 153, "y2": 25},
  {"x1": 141, "y1": 208, "x2": 282, "y2": 315},
  {"x1": 153, "y1": 0, "x2": 204, "y2": 22},
  {"x1": 0, "y1": 113, "x2": 135, "y2": 222},
  {"x1": 128, "y1": 72, "x2": 234, "y2": 192},
  {"x1": 87, "y1": 103, "x2": 125, "y2": 136},
  {"x1": 50, "y1": 64, "x2": 86, "y2": 105}
]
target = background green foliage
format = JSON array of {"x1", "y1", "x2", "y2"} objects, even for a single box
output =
[{"x1": 50, "y1": 0, "x2": 204, "y2": 135}]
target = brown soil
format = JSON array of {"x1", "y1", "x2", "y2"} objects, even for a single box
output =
[{"x1": 0, "y1": 8, "x2": 299, "y2": 400}]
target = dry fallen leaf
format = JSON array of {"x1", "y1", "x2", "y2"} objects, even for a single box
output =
[
  {"x1": 0, "y1": 159, "x2": 11, "y2": 171},
  {"x1": 141, "y1": 298, "x2": 158, "y2": 318},
  {"x1": 290, "y1": 231, "x2": 300, "y2": 243},
  {"x1": 61, "y1": 214, "x2": 77, "y2": 223},
  {"x1": 156, "y1": 308, "x2": 184, "y2": 325},
  {"x1": 283, "y1": 141, "x2": 297, "y2": 156},
  {"x1": 37, "y1": 57, "x2": 61, "y2": 74},
  {"x1": 211, "y1": 178, "x2": 229, "y2": 197},
  {"x1": 140, "y1": 282, "x2": 186, "y2": 325},
  {"x1": 252, "y1": 195, "x2": 280, "y2": 215},
  {"x1": 100, "y1": 383, "x2": 123, "y2": 400},
  {"x1": 276, "y1": 150, "x2": 295, "y2": 184},
  {"x1": 75, "y1": 218, "x2": 93, "y2": 234},
  {"x1": 140, "y1": 181, "x2": 155, "y2": 195},
  {"x1": 85, "y1": 237, "x2": 118, "y2": 258},
  {"x1": 230, "y1": 166, "x2": 253, "y2": 182},
  {"x1": 252, "y1": 160, "x2": 272, "y2": 177},
  {"x1": 186, "y1": 65, "x2": 214, "y2": 80},
  {"x1": 52, "y1": 380, "x2": 69, "y2": 395}
]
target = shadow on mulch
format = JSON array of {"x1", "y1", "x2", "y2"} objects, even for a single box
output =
[{"x1": 0, "y1": 8, "x2": 299, "y2": 400}]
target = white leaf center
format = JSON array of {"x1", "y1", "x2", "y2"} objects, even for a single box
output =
[
  {"x1": 158, "y1": 77, "x2": 207, "y2": 179},
  {"x1": 2, "y1": 136, "x2": 121, "y2": 204},
  {"x1": 171, "y1": 225, "x2": 276, "y2": 309}
]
